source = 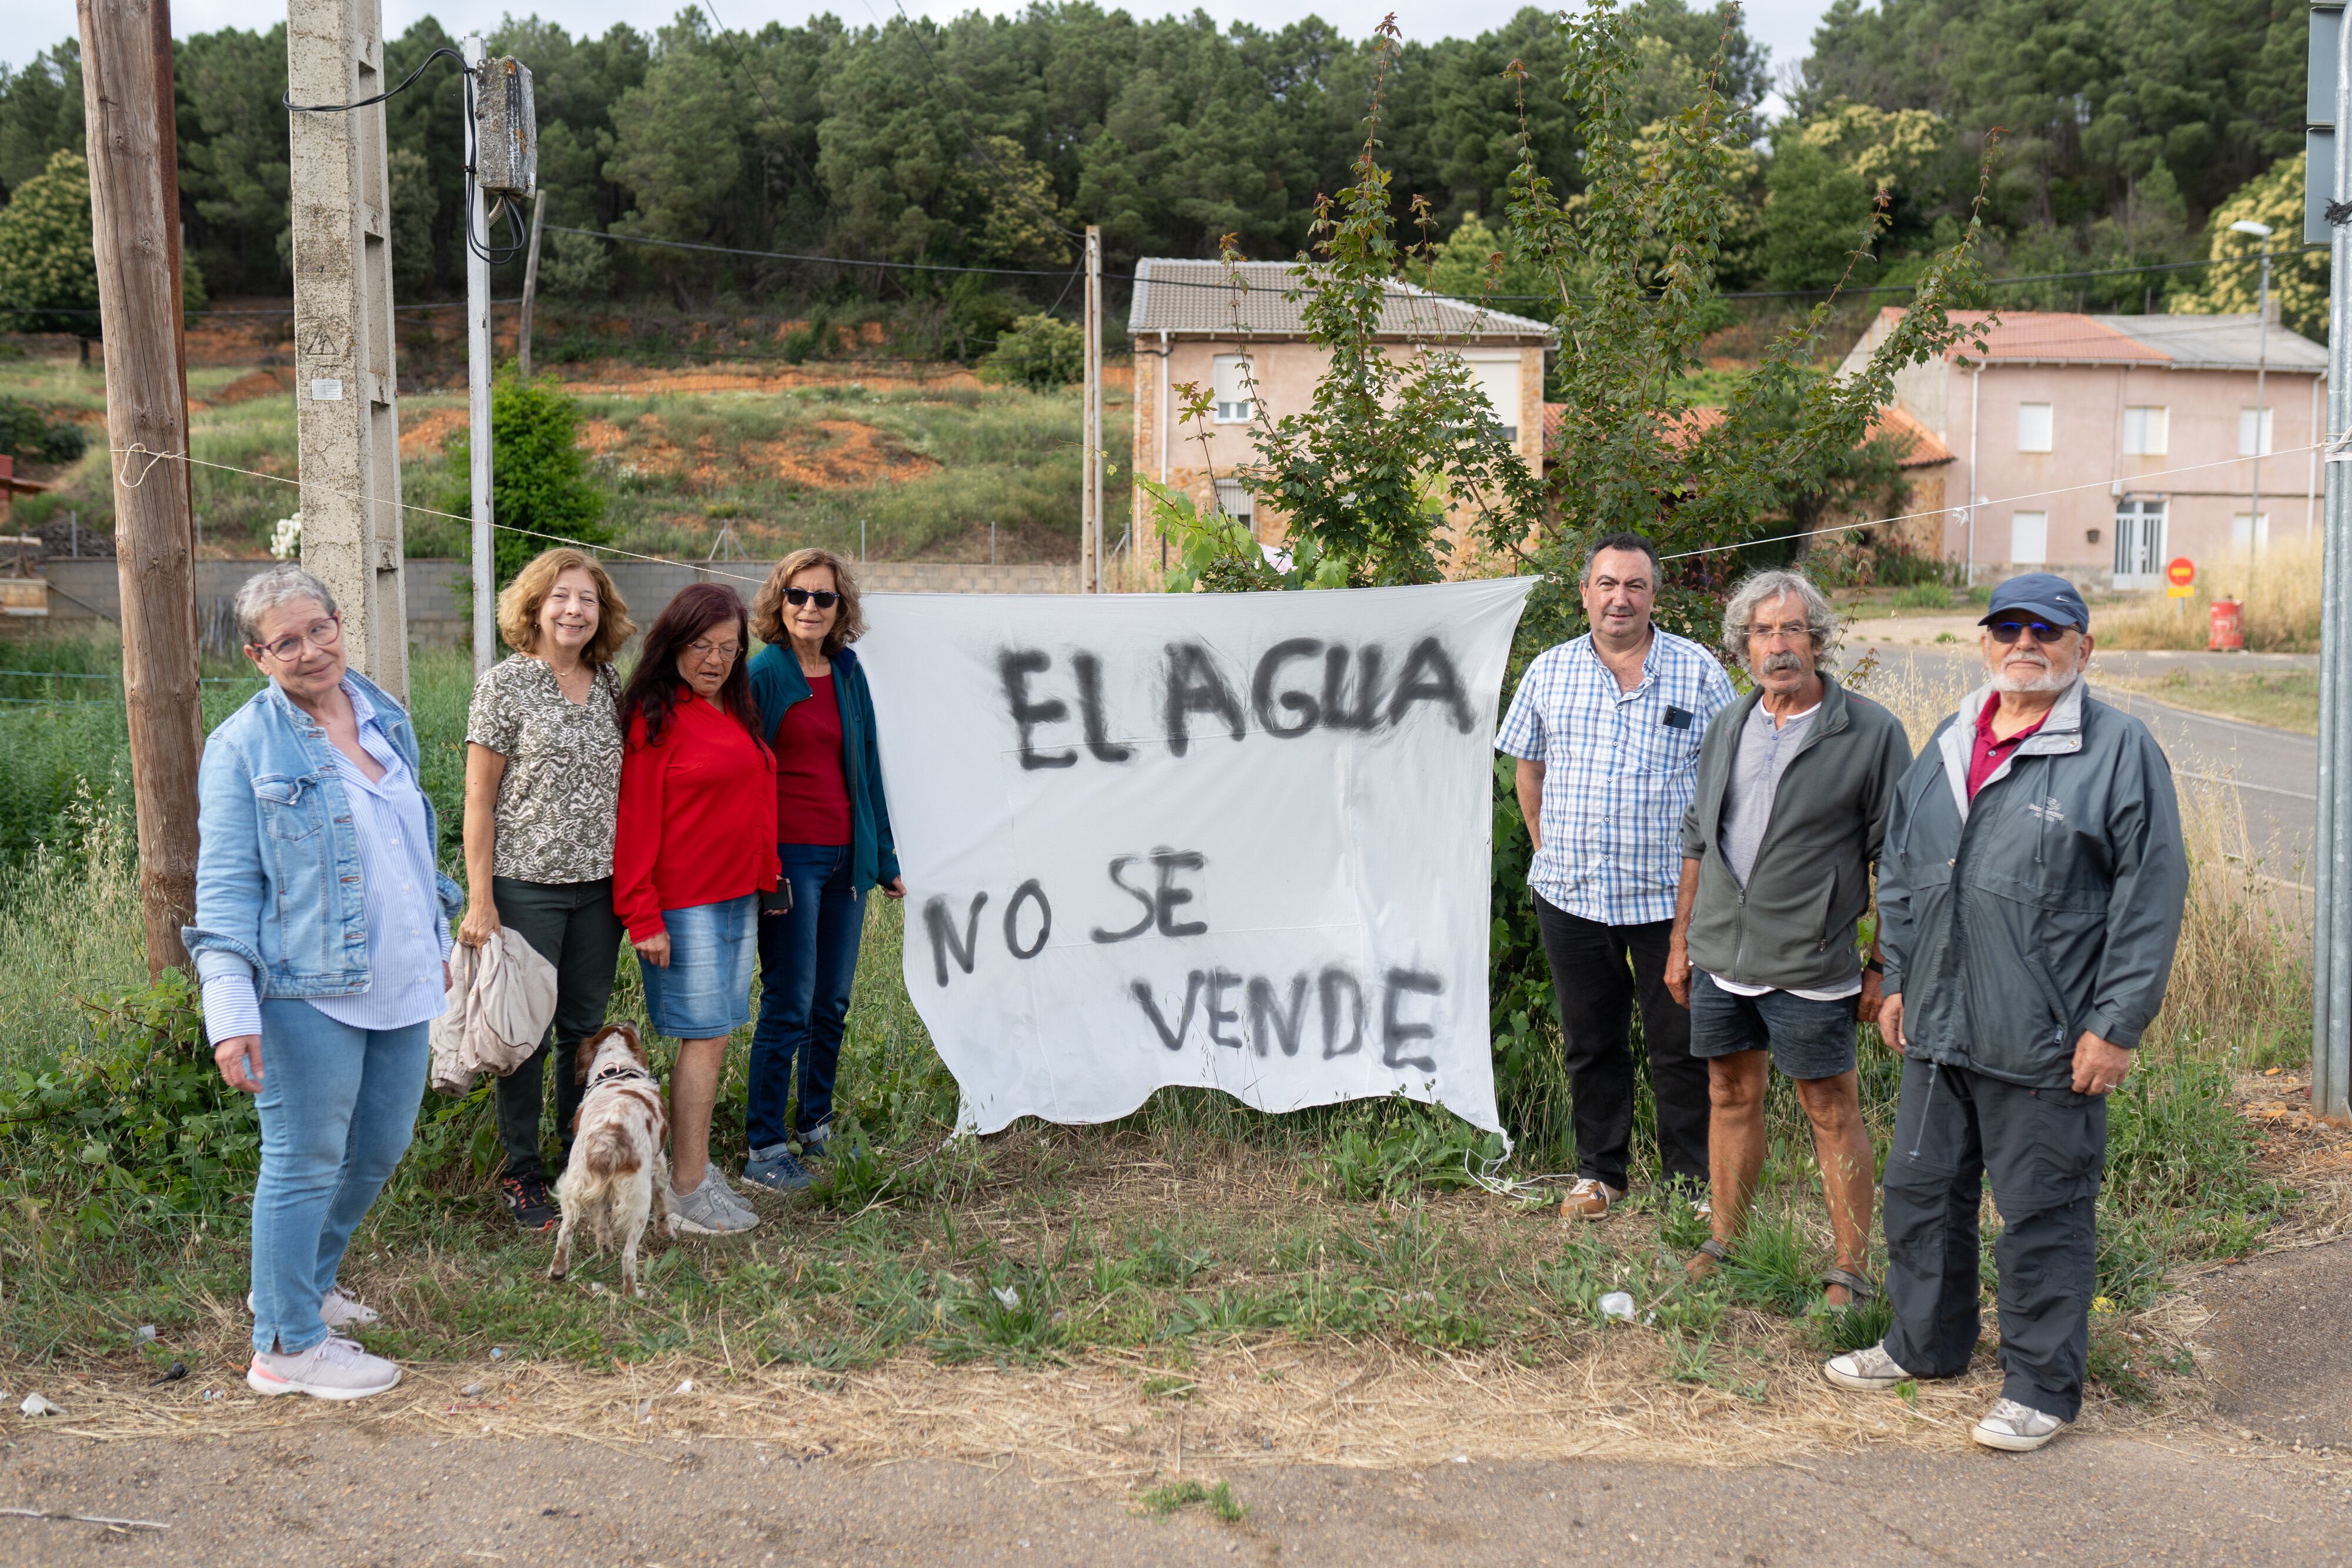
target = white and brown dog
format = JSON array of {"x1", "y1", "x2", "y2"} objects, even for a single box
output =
[{"x1": 549, "y1": 1024, "x2": 676, "y2": 1298}]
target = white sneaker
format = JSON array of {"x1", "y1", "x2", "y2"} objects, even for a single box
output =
[
  {"x1": 246, "y1": 1283, "x2": 380, "y2": 1330},
  {"x1": 1971, "y1": 1397, "x2": 2069, "y2": 1452},
  {"x1": 246, "y1": 1335, "x2": 402, "y2": 1400},
  {"x1": 1823, "y1": 1343, "x2": 1912, "y2": 1392}
]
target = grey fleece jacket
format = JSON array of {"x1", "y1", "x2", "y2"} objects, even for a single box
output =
[
  {"x1": 1876, "y1": 678, "x2": 2187, "y2": 1086},
  {"x1": 1679, "y1": 677, "x2": 1912, "y2": 993}
]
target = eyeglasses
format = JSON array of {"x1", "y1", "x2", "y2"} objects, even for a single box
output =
[
  {"x1": 686, "y1": 638, "x2": 741, "y2": 662},
  {"x1": 249, "y1": 614, "x2": 342, "y2": 664},
  {"x1": 784, "y1": 587, "x2": 840, "y2": 610},
  {"x1": 1744, "y1": 621, "x2": 1813, "y2": 644},
  {"x1": 1987, "y1": 618, "x2": 2073, "y2": 645}
]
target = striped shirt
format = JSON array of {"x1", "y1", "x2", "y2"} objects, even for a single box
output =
[
  {"x1": 201, "y1": 681, "x2": 450, "y2": 1043},
  {"x1": 1495, "y1": 630, "x2": 1735, "y2": 925}
]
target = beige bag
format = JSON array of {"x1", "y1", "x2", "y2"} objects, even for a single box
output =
[{"x1": 427, "y1": 927, "x2": 560, "y2": 1096}]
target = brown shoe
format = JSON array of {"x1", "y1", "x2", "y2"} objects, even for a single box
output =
[{"x1": 1560, "y1": 1177, "x2": 1626, "y2": 1220}]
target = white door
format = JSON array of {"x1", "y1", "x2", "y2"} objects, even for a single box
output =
[{"x1": 2112, "y1": 498, "x2": 2167, "y2": 589}]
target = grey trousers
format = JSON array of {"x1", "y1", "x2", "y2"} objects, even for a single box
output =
[{"x1": 1880, "y1": 1055, "x2": 2107, "y2": 1422}]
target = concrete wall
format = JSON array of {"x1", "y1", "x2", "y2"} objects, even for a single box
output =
[{"x1": 35, "y1": 556, "x2": 1080, "y2": 644}]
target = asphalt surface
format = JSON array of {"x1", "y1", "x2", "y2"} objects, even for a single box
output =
[
  {"x1": 4, "y1": 1422, "x2": 2348, "y2": 1565},
  {"x1": 2203, "y1": 1237, "x2": 2352, "y2": 1449},
  {"x1": 1857, "y1": 639, "x2": 2323, "y2": 888}
]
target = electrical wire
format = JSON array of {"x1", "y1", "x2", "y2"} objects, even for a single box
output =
[{"x1": 283, "y1": 45, "x2": 469, "y2": 114}]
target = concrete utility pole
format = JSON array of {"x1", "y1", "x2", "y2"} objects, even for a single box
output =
[
  {"x1": 78, "y1": 0, "x2": 204, "y2": 975},
  {"x1": 2317, "y1": 0, "x2": 2352, "y2": 1122},
  {"x1": 1083, "y1": 224, "x2": 1103, "y2": 593},
  {"x1": 2231, "y1": 219, "x2": 2274, "y2": 560},
  {"x1": 287, "y1": 0, "x2": 410, "y2": 701},
  {"x1": 465, "y1": 34, "x2": 496, "y2": 676}
]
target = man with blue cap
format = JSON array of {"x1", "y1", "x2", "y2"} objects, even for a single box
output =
[{"x1": 1822, "y1": 572, "x2": 2186, "y2": 1452}]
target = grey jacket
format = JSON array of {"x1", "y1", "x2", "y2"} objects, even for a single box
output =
[
  {"x1": 1679, "y1": 678, "x2": 1912, "y2": 992},
  {"x1": 1877, "y1": 679, "x2": 2186, "y2": 1086}
]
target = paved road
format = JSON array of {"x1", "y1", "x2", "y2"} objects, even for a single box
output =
[
  {"x1": 1857, "y1": 640, "x2": 2322, "y2": 889},
  {"x1": 4, "y1": 1422, "x2": 2347, "y2": 1566}
]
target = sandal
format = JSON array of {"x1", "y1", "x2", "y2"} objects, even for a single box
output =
[
  {"x1": 1820, "y1": 1266, "x2": 1878, "y2": 1307},
  {"x1": 1685, "y1": 1236, "x2": 1730, "y2": 1280}
]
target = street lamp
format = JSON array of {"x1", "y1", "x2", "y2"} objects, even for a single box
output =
[{"x1": 2230, "y1": 219, "x2": 2274, "y2": 569}]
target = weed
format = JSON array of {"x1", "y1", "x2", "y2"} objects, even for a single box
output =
[
  {"x1": 1810, "y1": 1294, "x2": 1895, "y2": 1355},
  {"x1": 1715, "y1": 1212, "x2": 1818, "y2": 1316},
  {"x1": 1892, "y1": 582, "x2": 1953, "y2": 610},
  {"x1": 1139, "y1": 1479, "x2": 1246, "y2": 1522},
  {"x1": 1140, "y1": 1373, "x2": 1196, "y2": 1399}
]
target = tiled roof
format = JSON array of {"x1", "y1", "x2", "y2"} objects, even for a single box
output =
[
  {"x1": 1538, "y1": 402, "x2": 1949, "y2": 466},
  {"x1": 1128, "y1": 258, "x2": 1556, "y2": 341},
  {"x1": 1867, "y1": 307, "x2": 2325, "y2": 371}
]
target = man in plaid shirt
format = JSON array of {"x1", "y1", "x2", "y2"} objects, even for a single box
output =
[{"x1": 1497, "y1": 531, "x2": 1735, "y2": 1218}]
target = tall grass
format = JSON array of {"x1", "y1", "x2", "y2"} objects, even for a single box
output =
[{"x1": 2099, "y1": 533, "x2": 2324, "y2": 653}]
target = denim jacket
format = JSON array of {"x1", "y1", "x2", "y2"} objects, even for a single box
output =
[{"x1": 182, "y1": 672, "x2": 465, "y2": 998}]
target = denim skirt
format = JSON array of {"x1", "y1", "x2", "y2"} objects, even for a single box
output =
[{"x1": 639, "y1": 892, "x2": 758, "y2": 1038}]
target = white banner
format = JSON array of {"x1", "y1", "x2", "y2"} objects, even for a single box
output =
[{"x1": 857, "y1": 578, "x2": 1535, "y2": 1136}]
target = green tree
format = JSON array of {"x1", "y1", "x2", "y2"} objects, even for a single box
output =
[
  {"x1": 977, "y1": 312, "x2": 1082, "y2": 389},
  {"x1": 1418, "y1": 211, "x2": 1550, "y2": 300},
  {"x1": 2172, "y1": 153, "x2": 2327, "y2": 337},
  {"x1": 450, "y1": 378, "x2": 612, "y2": 586},
  {"x1": 1763, "y1": 133, "x2": 1876, "y2": 293},
  {"x1": 603, "y1": 28, "x2": 744, "y2": 306},
  {"x1": 0, "y1": 149, "x2": 98, "y2": 360}
]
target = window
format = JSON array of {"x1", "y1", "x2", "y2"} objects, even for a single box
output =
[
  {"x1": 1462, "y1": 355, "x2": 1521, "y2": 441},
  {"x1": 1211, "y1": 356, "x2": 1255, "y2": 423},
  {"x1": 2122, "y1": 405, "x2": 2167, "y2": 456},
  {"x1": 2239, "y1": 407, "x2": 2274, "y2": 457},
  {"x1": 2017, "y1": 402, "x2": 2054, "y2": 453},
  {"x1": 2234, "y1": 513, "x2": 2270, "y2": 551},
  {"x1": 2009, "y1": 511, "x2": 2049, "y2": 564},
  {"x1": 1214, "y1": 479, "x2": 1254, "y2": 534}
]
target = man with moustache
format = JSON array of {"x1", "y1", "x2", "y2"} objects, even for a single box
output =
[
  {"x1": 1823, "y1": 573, "x2": 2186, "y2": 1453},
  {"x1": 1665, "y1": 570, "x2": 1911, "y2": 1312}
]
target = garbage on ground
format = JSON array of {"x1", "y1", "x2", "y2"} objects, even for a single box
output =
[
  {"x1": 462, "y1": 1383, "x2": 483, "y2": 1397},
  {"x1": 135, "y1": 1325, "x2": 158, "y2": 1343},
  {"x1": 675, "y1": 1379, "x2": 693, "y2": 1395},
  {"x1": 150, "y1": 1362, "x2": 188, "y2": 1386},
  {"x1": 1597, "y1": 1291, "x2": 1638, "y2": 1322},
  {"x1": 993, "y1": 1285, "x2": 1021, "y2": 1308},
  {"x1": 20, "y1": 1392, "x2": 62, "y2": 1417},
  {"x1": 489, "y1": 1346, "x2": 507, "y2": 1359}
]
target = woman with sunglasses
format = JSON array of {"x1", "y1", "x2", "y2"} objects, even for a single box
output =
[
  {"x1": 613, "y1": 583, "x2": 780, "y2": 1234},
  {"x1": 186, "y1": 565, "x2": 462, "y2": 1399},
  {"x1": 742, "y1": 549, "x2": 905, "y2": 1191}
]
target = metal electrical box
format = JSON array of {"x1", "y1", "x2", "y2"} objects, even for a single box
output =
[{"x1": 473, "y1": 56, "x2": 537, "y2": 200}]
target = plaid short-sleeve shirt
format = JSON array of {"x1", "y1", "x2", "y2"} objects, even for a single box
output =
[{"x1": 1495, "y1": 630, "x2": 1735, "y2": 925}]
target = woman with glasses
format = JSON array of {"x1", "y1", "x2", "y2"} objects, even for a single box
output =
[
  {"x1": 613, "y1": 582, "x2": 779, "y2": 1234},
  {"x1": 186, "y1": 564, "x2": 462, "y2": 1400},
  {"x1": 459, "y1": 547, "x2": 636, "y2": 1233},
  {"x1": 742, "y1": 549, "x2": 905, "y2": 1191}
]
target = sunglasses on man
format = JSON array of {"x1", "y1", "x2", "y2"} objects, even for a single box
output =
[
  {"x1": 1986, "y1": 618, "x2": 2075, "y2": 644},
  {"x1": 784, "y1": 587, "x2": 840, "y2": 609}
]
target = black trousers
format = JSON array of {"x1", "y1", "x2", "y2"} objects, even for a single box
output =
[
  {"x1": 1881, "y1": 1057, "x2": 2107, "y2": 1422},
  {"x1": 1534, "y1": 894, "x2": 1710, "y2": 1191},
  {"x1": 489, "y1": 875, "x2": 626, "y2": 1183}
]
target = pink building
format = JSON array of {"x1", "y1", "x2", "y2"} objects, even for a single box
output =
[
  {"x1": 1839, "y1": 309, "x2": 2327, "y2": 589},
  {"x1": 1127, "y1": 258, "x2": 1554, "y2": 570}
]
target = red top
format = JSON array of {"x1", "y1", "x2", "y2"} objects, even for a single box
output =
[
  {"x1": 774, "y1": 672, "x2": 853, "y2": 847},
  {"x1": 613, "y1": 697, "x2": 780, "y2": 941},
  {"x1": 1966, "y1": 692, "x2": 2048, "y2": 801}
]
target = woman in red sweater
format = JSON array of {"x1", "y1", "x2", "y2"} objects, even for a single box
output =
[{"x1": 613, "y1": 583, "x2": 779, "y2": 1236}]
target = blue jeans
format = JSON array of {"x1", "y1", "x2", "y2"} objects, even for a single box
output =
[
  {"x1": 749, "y1": 843, "x2": 867, "y2": 1149},
  {"x1": 249, "y1": 999, "x2": 429, "y2": 1355}
]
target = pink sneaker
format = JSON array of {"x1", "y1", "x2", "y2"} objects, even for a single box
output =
[{"x1": 246, "y1": 1335, "x2": 401, "y2": 1400}]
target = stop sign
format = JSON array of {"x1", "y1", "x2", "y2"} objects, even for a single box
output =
[{"x1": 2166, "y1": 557, "x2": 2195, "y2": 589}]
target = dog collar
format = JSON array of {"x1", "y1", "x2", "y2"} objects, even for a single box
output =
[{"x1": 587, "y1": 1062, "x2": 653, "y2": 1091}]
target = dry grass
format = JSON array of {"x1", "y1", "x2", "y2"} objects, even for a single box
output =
[{"x1": 2099, "y1": 535, "x2": 2326, "y2": 654}]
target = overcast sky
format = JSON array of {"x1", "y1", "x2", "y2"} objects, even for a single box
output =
[{"x1": 7, "y1": 1, "x2": 1836, "y2": 99}]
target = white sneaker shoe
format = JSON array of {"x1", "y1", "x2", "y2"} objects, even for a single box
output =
[
  {"x1": 1971, "y1": 1397, "x2": 2069, "y2": 1452},
  {"x1": 246, "y1": 1283, "x2": 380, "y2": 1330},
  {"x1": 1823, "y1": 1343, "x2": 1912, "y2": 1392},
  {"x1": 246, "y1": 1335, "x2": 402, "y2": 1400}
]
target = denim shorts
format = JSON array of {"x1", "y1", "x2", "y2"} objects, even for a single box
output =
[
  {"x1": 1687, "y1": 969, "x2": 1857, "y2": 1080},
  {"x1": 638, "y1": 893, "x2": 757, "y2": 1038}
]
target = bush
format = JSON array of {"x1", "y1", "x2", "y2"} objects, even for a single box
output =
[
  {"x1": 0, "y1": 394, "x2": 88, "y2": 466},
  {"x1": 448, "y1": 377, "x2": 612, "y2": 586},
  {"x1": 977, "y1": 313, "x2": 1083, "y2": 392}
]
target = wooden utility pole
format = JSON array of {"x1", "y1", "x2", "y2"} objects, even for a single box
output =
[
  {"x1": 517, "y1": 188, "x2": 546, "y2": 380},
  {"x1": 78, "y1": 0, "x2": 203, "y2": 975},
  {"x1": 288, "y1": 0, "x2": 410, "y2": 700}
]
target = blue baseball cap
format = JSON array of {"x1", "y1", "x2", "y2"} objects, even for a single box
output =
[{"x1": 1979, "y1": 572, "x2": 2089, "y2": 633}]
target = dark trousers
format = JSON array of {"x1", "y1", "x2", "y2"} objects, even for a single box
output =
[
  {"x1": 1534, "y1": 894, "x2": 1710, "y2": 1191},
  {"x1": 489, "y1": 875, "x2": 626, "y2": 1182},
  {"x1": 1882, "y1": 1057, "x2": 2107, "y2": 1422},
  {"x1": 747, "y1": 843, "x2": 868, "y2": 1151}
]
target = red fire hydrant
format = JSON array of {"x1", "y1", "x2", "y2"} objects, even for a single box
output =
[{"x1": 2209, "y1": 597, "x2": 2244, "y2": 651}]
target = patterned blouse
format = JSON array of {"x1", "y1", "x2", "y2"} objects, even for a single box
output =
[{"x1": 465, "y1": 654, "x2": 624, "y2": 884}]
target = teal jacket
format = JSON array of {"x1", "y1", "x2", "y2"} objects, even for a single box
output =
[{"x1": 747, "y1": 643, "x2": 901, "y2": 892}]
